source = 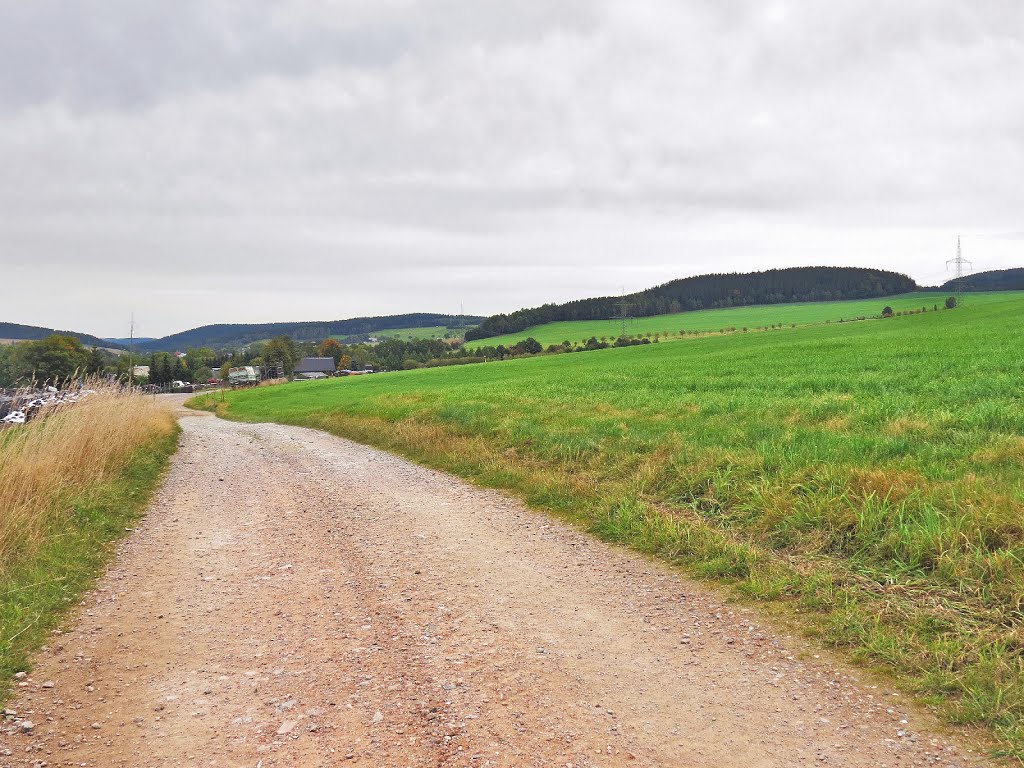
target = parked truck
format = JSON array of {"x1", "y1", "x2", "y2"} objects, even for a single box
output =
[{"x1": 228, "y1": 366, "x2": 260, "y2": 387}]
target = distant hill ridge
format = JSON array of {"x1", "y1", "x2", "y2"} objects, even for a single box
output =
[
  {"x1": 942, "y1": 267, "x2": 1024, "y2": 292},
  {"x1": 466, "y1": 266, "x2": 917, "y2": 342},
  {"x1": 13, "y1": 266, "x2": 1013, "y2": 352},
  {"x1": 138, "y1": 313, "x2": 485, "y2": 352},
  {"x1": 0, "y1": 321, "x2": 124, "y2": 349}
]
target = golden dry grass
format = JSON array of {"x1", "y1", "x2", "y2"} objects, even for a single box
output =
[
  {"x1": 258, "y1": 378, "x2": 289, "y2": 388},
  {"x1": 0, "y1": 383, "x2": 176, "y2": 567}
]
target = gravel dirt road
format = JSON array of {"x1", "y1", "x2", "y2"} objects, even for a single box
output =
[{"x1": 1, "y1": 402, "x2": 989, "y2": 767}]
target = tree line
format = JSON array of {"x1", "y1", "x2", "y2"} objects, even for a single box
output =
[
  {"x1": 0, "y1": 336, "x2": 107, "y2": 387},
  {"x1": 466, "y1": 266, "x2": 917, "y2": 341}
]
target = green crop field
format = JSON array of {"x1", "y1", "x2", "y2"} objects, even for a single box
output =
[
  {"x1": 192, "y1": 291, "x2": 1024, "y2": 756},
  {"x1": 476, "y1": 291, "x2": 1007, "y2": 348},
  {"x1": 328, "y1": 325, "x2": 459, "y2": 342},
  {"x1": 370, "y1": 326, "x2": 453, "y2": 340}
]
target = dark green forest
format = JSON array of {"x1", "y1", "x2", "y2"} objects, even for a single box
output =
[
  {"x1": 0, "y1": 322, "x2": 120, "y2": 349},
  {"x1": 941, "y1": 267, "x2": 1024, "y2": 292},
  {"x1": 466, "y1": 267, "x2": 917, "y2": 341}
]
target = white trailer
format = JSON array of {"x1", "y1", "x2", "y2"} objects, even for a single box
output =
[{"x1": 228, "y1": 366, "x2": 260, "y2": 387}]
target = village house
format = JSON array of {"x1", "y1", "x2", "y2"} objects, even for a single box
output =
[{"x1": 292, "y1": 357, "x2": 336, "y2": 380}]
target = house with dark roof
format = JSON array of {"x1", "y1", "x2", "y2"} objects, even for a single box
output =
[{"x1": 293, "y1": 357, "x2": 337, "y2": 380}]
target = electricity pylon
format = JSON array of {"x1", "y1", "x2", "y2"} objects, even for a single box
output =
[{"x1": 946, "y1": 235, "x2": 972, "y2": 304}]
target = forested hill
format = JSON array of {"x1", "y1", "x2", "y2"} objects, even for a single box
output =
[
  {"x1": 942, "y1": 268, "x2": 1024, "y2": 292},
  {"x1": 138, "y1": 313, "x2": 484, "y2": 352},
  {"x1": 0, "y1": 321, "x2": 123, "y2": 349},
  {"x1": 465, "y1": 267, "x2": 917, "y2": 342}
]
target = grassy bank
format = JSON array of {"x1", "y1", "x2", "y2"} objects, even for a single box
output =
[
  {"x1": 0, "y1": 387, "x2": 178, "y2": 698},
  {"x1": 191, "y1": 291, "x2": 1024, "y2": 757},
  {"x1": 477, "y1": 290, "x2": 1010, "y2": 348}
]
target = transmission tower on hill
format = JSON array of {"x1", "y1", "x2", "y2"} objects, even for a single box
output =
[
  {"x1": 946, "y1": 235, "x2": 972, "y2": 304},
  {"x1": 613, "y1": 288, "x2": 632, "y2": 337}
]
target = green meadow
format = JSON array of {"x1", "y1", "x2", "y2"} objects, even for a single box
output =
[
  {"x1": 192, "y1": 291, "x2": 1024, "y2": 756},
  {"x1": 368, "y1": 325, "x2": 453, "y2": 341},
  {"x1": 477, "y1": 290, "x2": 1008, "y2": 348},
  {"x1": 250, "y1": 325, "x2": 453, "y2": 347}
]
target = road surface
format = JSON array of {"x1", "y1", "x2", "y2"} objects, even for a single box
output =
[{"x1": 1, "y1": 403, "x2": 984, "y2": 767}]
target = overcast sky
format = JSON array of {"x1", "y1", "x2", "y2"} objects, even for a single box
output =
[{"x1": 1, "y1": 1, "x2": 1022, "y2": 338}]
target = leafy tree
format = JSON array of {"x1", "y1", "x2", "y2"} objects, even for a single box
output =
[
  {"x1": 346, "y1": 345, "x2": 378, "y2": 370},
  {"x1": 172, "y1": 356, "x2": 188, "y2": 381},
  {"x1": 0, "y1": 345, "x2": 15, "y2": 387},
  {"x1": 263, "y1": 336, "x2": 298, "y2": 376},
  {"x1": 85, "y1": 347, "x2": 107, "y2": 376},
  {"x1": 319, "y1": 338, "x2": 344, "y2": 364},
  {"x1": 520, "y1": 337, "x2": 543, "y2": 354},
  {"x1": 158, "y1": 354, "x2": 175, "y2": 385},
  {"x1": 945, "y1": 296, "x2": 957, "y2": 309},
  {"x1": 12, "y1": 335, "x2": 90, "y2": 386},
  {"x1": 184, "y1": 347, "x2": 215, "y2": 378},
  {"x1": 882, "y1": 306, "x2": 894, "y2": 317}
]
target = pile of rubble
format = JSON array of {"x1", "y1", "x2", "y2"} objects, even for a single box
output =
[{"x1": 0, "y1": 387, "x2": 95, "y2": 426}]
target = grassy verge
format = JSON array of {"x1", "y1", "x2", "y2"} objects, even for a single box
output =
[
  {"x1": 190, "y1": 292, "x2": 1024, "y2": 758},
  {"x1": 0, "y1": 388, "x2": 178, "y2": 701}
]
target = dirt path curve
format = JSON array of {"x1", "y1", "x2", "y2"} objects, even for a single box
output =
[{"x1": 2, "y1": 403, "x2": 987, "y2": 767}]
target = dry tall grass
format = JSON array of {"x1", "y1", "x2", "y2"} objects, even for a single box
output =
[
  {"x1": 258, "y1": 377, "x2": 289, "y2": 388},
  {"x1": 0, "y1": 382, "x2": 176, "y2": 566}
]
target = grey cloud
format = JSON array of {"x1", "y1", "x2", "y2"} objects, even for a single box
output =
[
  {"x1": 0, "y1": 1, "x2": 1022, "y2": 336},
  {"x1": 0, "y1": 0, "x2": 599, "y2": 112}
]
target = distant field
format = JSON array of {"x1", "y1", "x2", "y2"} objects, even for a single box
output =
[
  {"x1": 476, "y1": 291, "x2": 1002, "y2": 348},
  {"x1": 365, "y1": 326, "x2": 454, "y2": 341},
  {"x1": 247, "y1": 326, "x2": 460, "y2": 347},
  {"x1": 193, "y1": 291, "x2": 1024, "y2": 755}
]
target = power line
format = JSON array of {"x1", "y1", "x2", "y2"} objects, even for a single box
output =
[
  {"x1": 613, "y1": 287, "x2": 632, "y2": 337},
  {"x1": 946, "y1": 235, "x2": 972, "y2": 304}
]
